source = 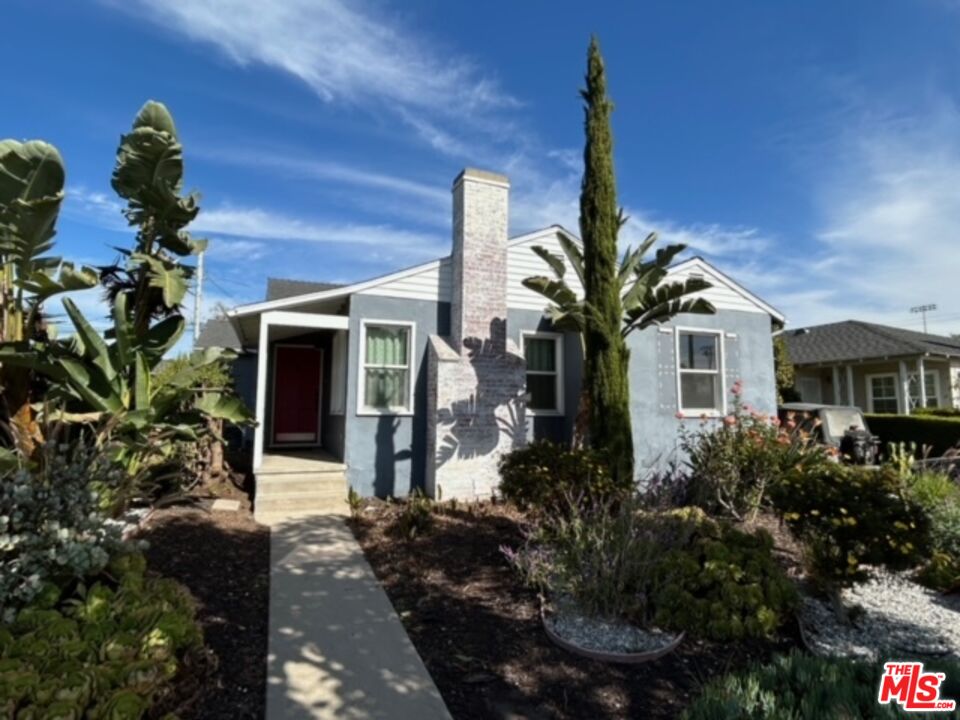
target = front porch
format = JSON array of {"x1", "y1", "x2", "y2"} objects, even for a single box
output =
[{"x1": 245, "y1": 310, "x2": 352, "y2": 523}]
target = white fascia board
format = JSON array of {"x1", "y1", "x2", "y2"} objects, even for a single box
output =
[{"x1": 262, "y1": 311, "x2": 349, "y2": 330}]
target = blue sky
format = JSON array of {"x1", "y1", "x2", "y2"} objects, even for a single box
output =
[{"x1": 7, "y1": 0, "x2": 960, "y2": 339}]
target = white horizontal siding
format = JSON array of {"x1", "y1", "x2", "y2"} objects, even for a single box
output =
[
  {"x1": 507, "y1": 232, "x2": 584, "y2": 310},
  {"x1": 666, "y1": 264, "x2": 764, "y2": 315},
  {"x1": 357, "y1": 258, "x2": 452, "y2": 302}
]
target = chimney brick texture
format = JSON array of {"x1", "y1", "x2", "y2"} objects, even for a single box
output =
[{"x1": 450, "y1": 168, "x2": 510, "y2": 354}]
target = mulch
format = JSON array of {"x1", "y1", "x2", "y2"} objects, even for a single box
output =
[
  {"x1": 137, "y1": 479, "x2": 270, "y2": 720},
  {"x1": 351, "y1": 501, "x2": 794, "y2": 720}
]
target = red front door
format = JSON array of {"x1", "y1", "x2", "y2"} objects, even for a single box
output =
[{"x1": 273, "y1": 346, "x2": 322, "y2": 445}]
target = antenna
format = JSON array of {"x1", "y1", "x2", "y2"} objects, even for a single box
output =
[
  {"x1": 193, "y1": 251, "x2": 205, "y2": 343},
  {"x1": 910, "y1": 303, "x2": 937, "y2": 334}
]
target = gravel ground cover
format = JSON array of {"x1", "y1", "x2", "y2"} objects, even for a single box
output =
[{"x1": 799, "y1": 568, "x2": 960, "y2": 661}]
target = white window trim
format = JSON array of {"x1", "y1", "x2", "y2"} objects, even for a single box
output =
[
  {"x1": 675, "y1": 326, "x2": 726, "y2": 416},
  {"x1": 357, "y1": 319, "x2": 416, "y2": 416},
  {"x1": 866, "y1": 372, "x2": 900, "y2": 413},
  {"x1": 520, "y1": 330, "x2": 564, "y2": 416}
]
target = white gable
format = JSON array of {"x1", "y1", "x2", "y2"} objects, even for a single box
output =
[
  {"x1": 507, "y1": 227, "x2": 584, "y2": 311},
  {"x1": 356, "y1": 257, "x2": 452, "y2": 302},
  {"x1": 231, "y1": 225, "x2": 782, "y2": 323}
]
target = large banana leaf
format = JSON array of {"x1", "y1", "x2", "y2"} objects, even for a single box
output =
[
  {"x1": 62, "y1": 297, "x2": 116, "y2": 382},
  {"x1": 130, "y1": 252, "x2": 189, "y2": 308},
  {"x1": 195, "y1": 392, "x2": 254, "y2": 423}
]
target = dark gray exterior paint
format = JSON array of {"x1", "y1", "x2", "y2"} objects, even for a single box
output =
[{"x1": 344, "y1": 295, "x2": 450, "y2": 497}]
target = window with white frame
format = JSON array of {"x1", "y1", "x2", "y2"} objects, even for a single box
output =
[
  {"x1": 908, "y1": 371, "x2": 941, "y2": 409},
  {"x1": 868, "y1": 374, "x2": 899, "y2": 414},
  {"x1": 676, "y1": 330, "x2": 723, "y2": 412},
  {"x1": 360, "y1": 322, "x2": 413, "y2": 413},
  {"x1": 522, "y1": 332, "x2": 562, "y2": 413}
]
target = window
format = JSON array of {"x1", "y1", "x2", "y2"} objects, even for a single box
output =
[
  {"x1": 868, "y1": 374, "x2": 899, "y2": 414},
  {"x1": 360, "y1": 321, "x2": 413, "y2": 413},
  {"x1": 908, "y1": 371, "x2": 941, "y2": 409},
  {"x1": 522, "y1": 332, "x2": 562, "y2": 414},
  {"x1": 676, "y1": 330, "x2": 723, "y2": 413}
]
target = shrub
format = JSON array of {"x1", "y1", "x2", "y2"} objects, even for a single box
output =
[
  {"x1": 393, "y1": 489, "x2": 434, "y2": 539},
  {"x1": 650, "y1": 508, "x2": 797, "y2": 641},
  {"x1": 0, "y1": 445, "x2": 129, "y2": 619},
  {"x1": 867, "y1": 413, "x2": 960, "y2": 458},
  {"x1": 683, "y1": 651, "x2": 960, "y2": 720},
  {"x1": 905, "y1": 471, "x2": 960, "y2": 591},
  {"x1": 498, "y1": 440, "x2": 629, "y2": 515},
  {"x1": 770, "y1": 465, "x2": 929, "y2": 589},
  {"x1": 0, "y1": 552, "x2": 204, "y2": 719},
  {"x1": 681, "y1": 382, "x2": 828, "y2": 519},
  {"x1": 504, "y1": 500, "x2": 796, "y2": 640}
]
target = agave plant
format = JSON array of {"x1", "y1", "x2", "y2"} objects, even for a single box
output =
[
  {"x1": 522, "y1": 231, "x2": 716, "y2": 445},
  {"x1": 0, "y1": 140, "x2": 97, "y2": 457}
]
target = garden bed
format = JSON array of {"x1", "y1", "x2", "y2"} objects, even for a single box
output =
[
  {"x1": 350, "y1": 501, "x2": 786, "y2": 720},
  {"x1": 138, "y1": 481, "x2": 270, "y2": 720}
]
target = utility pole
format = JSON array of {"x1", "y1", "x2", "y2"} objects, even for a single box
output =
[
  {"x1": 193, "y1": 251, "x2": 204, "y2": 343},
  {"x1": 910, "y1": 303, "x2": 937, "y2": 334}
]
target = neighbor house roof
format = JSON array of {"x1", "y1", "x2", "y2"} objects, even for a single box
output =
[
  {"x1": 266, "y1": 278, "x2": 345, "y2": 301},
  {"x1": 195, "y1": 317, "x2": 243, "y2": 350},
  {"x1": 784, "y1": 320, "x2": 960, "y2": 365}
]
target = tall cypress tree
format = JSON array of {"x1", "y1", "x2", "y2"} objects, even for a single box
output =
[{"x1": 580, "y1": 37, "x2": 634, "y2": 482}]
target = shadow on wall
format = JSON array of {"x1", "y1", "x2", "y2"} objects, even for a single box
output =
[
  {"x1": 266, "y1": 516, "x2": 451, "y2": 719},
  {"x1": 435, "y1": 318, "x2": 527, "y2": 469},
  {"x1": 374, "y1": 415, "x2": 413, "y2": 498}
]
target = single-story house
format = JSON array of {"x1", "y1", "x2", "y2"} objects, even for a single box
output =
[
  {"x1": 202, "y1": 168, "x2": 784, "y2": 519},
  {"x1": 783, "y1": 320, "x2": 960, "y2": 414}
]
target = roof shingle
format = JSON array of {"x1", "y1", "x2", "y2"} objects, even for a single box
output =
[
  {"x1": 784, "y1": 320, "x2": 960, "y2": 365},
  {"x1": 266, "y1": 277, "x2": 344, "y2": 301}
]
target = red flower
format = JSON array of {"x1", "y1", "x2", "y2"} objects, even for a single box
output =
[
  {"x1": 723, "y1": 415, "x2": 736, "y2": 426},
  {"x1": 675, "y1": 411, "x2": 685, "y2": 419}
]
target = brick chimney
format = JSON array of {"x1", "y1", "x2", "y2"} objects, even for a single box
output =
[{"x1": 450, "y1": 168, "x2": 510, "y2": 354}]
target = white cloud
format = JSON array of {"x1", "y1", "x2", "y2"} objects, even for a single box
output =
[
  {"x1": 777, "y1": 101, "x2": 960, "y2": 335},
  {"x1": 110, "y1": 0, "x2": 515, "y2": 155},
  {"x1": 193, "y1": 205, "x2": 446, "y2": 262}
]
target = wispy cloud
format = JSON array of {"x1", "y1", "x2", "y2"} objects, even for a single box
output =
[
  {"x1": 775, "y1": 98, "x2": 960, "y2": 335},
  {"x1": 110, "y1": 0, "x2": 516, "y2": 156}
]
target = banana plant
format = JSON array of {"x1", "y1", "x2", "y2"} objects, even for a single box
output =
[
  {"x1": 522, "y1": 231, "x2": 716, "y2": 445},
  {"x1": 104, "y1": 101, "x2": 206, "y2": 338},
  {"x1": 0, "y1": 139, "x2": 97, "y2": 455}
]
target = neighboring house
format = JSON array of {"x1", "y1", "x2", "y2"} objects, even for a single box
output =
[
  {"x1": 209, "y1": 168, "x2": 783, "y2": 517},
  {"x1": 783, "y1": 320, "x2": 960, "y2": 414}
]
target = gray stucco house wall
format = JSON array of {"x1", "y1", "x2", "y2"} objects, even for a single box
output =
[{"x1": 343, "y1": 295, "x2": 450, "y2": 497}]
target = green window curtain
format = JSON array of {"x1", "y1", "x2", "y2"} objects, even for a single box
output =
[
  {"x1": 366, "y1": 326, "x2": 408, "y2": 366},
  {"x1": 524, "y1": 337, "x2": 558, "y2": 411},
  {"x1": 364, "y1": 325, "x2": 410, "y2": 410},
  {"x1": 524, "y1": 337, "x2": 556, "y2": 372}
]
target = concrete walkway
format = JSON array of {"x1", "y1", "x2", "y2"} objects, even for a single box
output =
[{"x1": 266, "y1": 515, "x2": 452, "y2": 720}]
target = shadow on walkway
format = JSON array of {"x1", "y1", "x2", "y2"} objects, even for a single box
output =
[{"x1": 267, "y1": 515, "x2": 451, "y2": 719}]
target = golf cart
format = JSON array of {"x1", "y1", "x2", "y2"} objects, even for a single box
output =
[{"x1": 777, "y1": 402, "x2": 881, "y2": 466}]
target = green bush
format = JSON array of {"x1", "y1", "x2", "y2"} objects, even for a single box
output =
[
  {"x1": 906, "y1": 471, "x2": 960, "y2": 591},
  {"x1": 867, "y1": 413, "x2": 960, "y2": 457},
  {"x1": 0, "y1": 445, "x2": 129, "y2": 619},
  {"x1": 504, "y1": 502, "x2": 796, "y2": 640},
  {"x1": 681, "y1": 384, "x2": 828, "y2": 519},
  {"x1": 498, "y1": 440, "x2": 629, "y2": 514},
  {"x1": 771, "y1": 465, "x2": 929, "y2": 588},
  {"x1": 683, "y1": 651, "x2": 960, "y2": 719},
  {"x1": 651, "y1": 508, "x2": 797, "y2": 641},
  {"x1": 914, "y1": 407, "x2": 960, "y2": 418},
  {"x1": 0, "y1": 552, "x2": 203, "y2": 719}
]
